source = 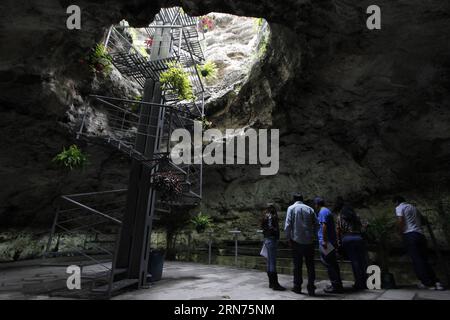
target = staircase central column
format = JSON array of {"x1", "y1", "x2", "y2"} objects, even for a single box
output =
[{"x1": 115, "y1": 21, "x2": 173, "y2": 286}]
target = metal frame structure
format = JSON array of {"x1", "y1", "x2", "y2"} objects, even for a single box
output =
[{"x1": 46, "y1": 7, "x2": 206, "y2": 298}]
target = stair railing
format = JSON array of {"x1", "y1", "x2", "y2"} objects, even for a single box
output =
[{"x1": 44, "y1": 189, "x2": 127, "y2": 297}]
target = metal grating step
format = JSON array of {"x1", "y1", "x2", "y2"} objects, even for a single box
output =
[{"x1": 91, "y1": 278, "x2": 139, "y2": 294}]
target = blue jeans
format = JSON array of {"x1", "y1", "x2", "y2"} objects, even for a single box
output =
[
  {"x1": 403, "y1": 232, "x2": 438, "y2": 286},
  {"x1": 320, "y1": 248, "x2": 343, "y2": 289},
  {"x1": 265, "y1": 238, "x2": 278, "y2": 273},
  {"x1": 342, "y1": 234, "x2": 368, "y2": 289}
]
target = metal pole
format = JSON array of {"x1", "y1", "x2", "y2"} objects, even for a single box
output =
[
  {"x1": 235, "y1": 237, "x2": 238, "y2": 266},
  {"x1": 76, "y1": 104, "x2": 88, "y2": 140},
  {"x1": 229, "y1": 230, "x2": 241, "y2": 266},
  {"x1": 187, "y1": 232, "x2": 192, "y2": 261},
  {"x1": 104, "y1": 26, "x2": 113, "y2": 48},
  {"x1": 207, "y1": 230, "x2": 213, "y2": 265},
  {"x1": 44, "y1": 206, "x2": 60, "y2": 259}
]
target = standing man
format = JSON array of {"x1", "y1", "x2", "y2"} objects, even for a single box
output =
[
  {"x1": 314, "y1": 197, "x2": 344, "y2": 294},
  {"x1": 393, "y1": 196, "x2": 444, "y2": 290},
  {"x1": 285, "y1": 193, "x2": 317, "y2": 296}
]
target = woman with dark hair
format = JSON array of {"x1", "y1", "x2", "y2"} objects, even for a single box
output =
[
  {"x1": 261, "y1": 204, "x2": 286, "y2": 291},
  {"x1": 335, "y1": 197, "x2": 369, "y2": 291}
]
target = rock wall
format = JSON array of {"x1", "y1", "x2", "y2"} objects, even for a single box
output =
[{"x1": 0, "y1": 0, "x2": 449, "y2": 244}]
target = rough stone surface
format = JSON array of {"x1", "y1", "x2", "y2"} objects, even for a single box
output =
[
  {"x1": 201, "y1": 13, "x2": 267, "y2": 103},
  {"x1": 1, "y1": 260, "x2": 450, "y2": 300},
  {"x1": 0, "y1": 0, "x2": 449, "y2": 245}
]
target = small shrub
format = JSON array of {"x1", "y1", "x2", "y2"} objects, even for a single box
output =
[
  {"x1": 151, "y1": 171, "x2": 183, "y2": 200},
  {"x1": 85, "y1": 43, "x2": 113, "y2": 75},
  {"x1": 160, "y1": 62, "x2": 194, "y2": 101},
  {"x1": 130, "y1": 95, "x2": 142, "y2": 113},
  {"x1": 197, "y1": 61, "x2": 218, "y2": 82},
  {"x1": 191, "y1": 214, "x2": 213, "y2": 233},
  {"x1": 145, "y1": 37, "x2": 154, "y2": 48},
  {"x1": 201, "y1": 117, "x2": 213, "y2": 131},
  {"x1": 198, "y1": 16, "x2": 214, "y2": 33},
  {"x1": 53, "y1": 145, "x2": 88, "y2": 171},
  {"x1": 366, "y1": 211, "x2": 396, "y2": 271}
]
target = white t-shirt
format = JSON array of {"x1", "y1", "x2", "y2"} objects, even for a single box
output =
[{"x1": 395, "y1": 202, "x2": 424, "y2": 234}]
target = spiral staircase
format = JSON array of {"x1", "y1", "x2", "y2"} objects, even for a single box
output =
[{"x1": 45, "y1": 7, "x2": 206, "y2": 298}]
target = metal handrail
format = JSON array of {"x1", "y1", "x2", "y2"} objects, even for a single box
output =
[{"x1": 61, "y1": 196, "x2": 122, "y2": 225}]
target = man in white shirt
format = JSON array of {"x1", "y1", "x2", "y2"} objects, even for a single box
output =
[{"x1": 394, "y1": 196, "x2": 444, "y2": 290}]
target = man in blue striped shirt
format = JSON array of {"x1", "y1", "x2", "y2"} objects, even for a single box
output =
[{"x1": 285, "y1": 193, "x2": 318, "y2": 296}]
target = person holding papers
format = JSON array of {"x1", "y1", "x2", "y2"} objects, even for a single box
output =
[{"x1": 314, "y1": 197, "x2": 344, "y2": 294}]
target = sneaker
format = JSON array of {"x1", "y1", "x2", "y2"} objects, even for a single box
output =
[
  {"x1": 324, "y1": 285, "x2": 344, "y2": 294},
  {"x1": 434, "y1": 282, "x2": 445, "y2": 291},
  {"x1": 417, "y1": 283, "x2": 428, "y2": 290},
  {"x1": 417, "y1": 282, "x2": 445, "y2": 291}
]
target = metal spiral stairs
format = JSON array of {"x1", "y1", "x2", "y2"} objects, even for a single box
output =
[{"x1": 45, "y1": 7, "x2": 206, "y2": 298}]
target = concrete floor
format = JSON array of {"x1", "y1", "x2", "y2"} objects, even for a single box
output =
[{"x1": 1, "y1": 260, "x2": 450, "y2": 300}]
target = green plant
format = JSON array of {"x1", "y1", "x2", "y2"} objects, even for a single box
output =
[
  {"x1": 52, "y1": 145, "x2": 88, "y2": 171},
  {"x1": 130, "y1": 95, "x2": 142, "y2": 113},
  {"x1": 197, "y1": 61, "x2": 218, "y2": 82},
  {"x1": 160, "y1": 62, "x2": 194, "y2": 101},
  {"x1": 254, "y1": 17, "x2": 265, "y2": 31},
  {"x1": 87, "y1": 43, "x2": 113, "y2": 75},
  {"x1": 201, "y1": 117, "x2": 212, "y2": 131},
  {"x1": 151, "y1": 171, "x2": 183, "y2": 200},
  {"x1": 366, "y1": 211, "x2": 396, "y2": 272},
  {"x1": 198, "y1": 16, "x2": 214, "y2": 33},
  {"x1": 191, "y1": 214, "x2": 213, "y2": 233},
  {"x1": 257, "y1": 34, "x2": 270, "y2": 59}
]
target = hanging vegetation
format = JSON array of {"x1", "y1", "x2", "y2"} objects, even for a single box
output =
[
  {"x1": 151, "y1": 171, "x2": 183, "y2": 199},
  {"x1": 366, "y1": 211, "x2": 397, "y2": 288},
  {"x1": 83, "y1": 43, "x2": 113, "y2": 76},
  {"x1": 257, "y1": 34, "x2": 270, "y2": 59},
  {"x1": 52, "y1": 145, "x2": 88, "y2": 171},
  {"x1": 145, "y1": 37, "x2": 154, "y2": 48},
  {"x1": 129, "y1": 94, "x2": 142, "y2": 113},
  {"x1": 160, "y1": 62, "x2": 194, "y2": 101},
  {"x1": 201, "y1": 117, "x2": 213, "y2": 131},
  {"x1": 198, "y1": 16, "x2": 215, "y2": 33},
  {"x1": 197, "y1": 61, "x2": 218, "y2": 82},
  {"x1": 191, "y1": 213, "x2": 213, "y2": 233}
]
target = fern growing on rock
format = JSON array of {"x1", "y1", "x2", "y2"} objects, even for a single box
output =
[
  {"x1": 191, "y1": 213, "x2": 213, "y2": 233},
  {"x1": 160, "y1": 62, "x2": 194, "y2": 101},
  {"x1": 197, "y1": 61, "x2": 218, "y2": 83},
  {"x1": 86, "y1": 43, "x2": 113, "y2": 76}
]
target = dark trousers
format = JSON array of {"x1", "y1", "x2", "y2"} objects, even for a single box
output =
[
  {"x1": 291, "y1": 242, "x2": 316, "y2": 289},
  {"x1": 403, "y1": 232, "x2": 438, "y2": 286},
  {"x1": 320, "y1": 249, "x2": 343, "y2": 289},
  {"x1": 342, "y1": 234, "x2": 368, "y2": 289}
]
